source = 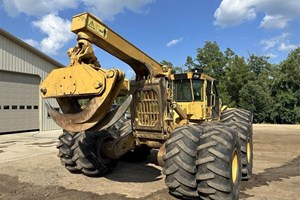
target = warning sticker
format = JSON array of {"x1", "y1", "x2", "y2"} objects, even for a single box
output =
[{"x1": 87, "y1": 17, "x2": 108, "y2": 38}]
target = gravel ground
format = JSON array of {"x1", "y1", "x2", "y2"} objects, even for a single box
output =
[{"x1": 0, "y1": 124, "x2": 299, "y2": 200}]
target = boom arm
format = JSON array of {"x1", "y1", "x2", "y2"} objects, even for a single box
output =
[
  {"x1": 71, "y1": 12, "x2": 165, "y2": 78},
  {"x1": 41, "y1": 12, "x2": 170, "y2": 132}
]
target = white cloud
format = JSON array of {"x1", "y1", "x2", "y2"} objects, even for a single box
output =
[
  {"x1": 214, "y1": 1, "x2": 256, "y2": 27},
  {"x1": 24, "y1": 13, "x2": 74, "y2": 54},
  {"x1": 214, "y1": 0, "x2": 300, "y2": 29},
  {"x1": 259, "y1": 15, "x2": 290, "y2": 29},
  {"x1": 166, "y1": 38, "x2": 183, "y2": 47},
  {"x1": 260, "y1": 33, "x2": 289, "y2": 51},
  {"x1": 2, "y1": 0, "x2": 78, "y2": 17},
  {"x1": 265, "y1": 53, "x2": 277, "y2": 59},
  {"x1": 82, "y1": 0, "x2": 156, "y2": 20},
  {"x1": 23, "y1": 39, "x2": 40, "y2": 47},
  {"x1": 260, "y1": 33, "x2": 299, "y2": 53},
  {"x1": 278, "y1": 42, "x2": 299, "y2": 51},
  {"x1": 2, "y1": 0, "x2": 157, "y2": 21},
  {"x1": 2, "y1": 0, "x2": 158, "y2": 56}
]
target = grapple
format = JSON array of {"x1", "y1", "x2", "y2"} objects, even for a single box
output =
[{"x1": 40, "y1": 36, "x2": 128, "y2": 132}]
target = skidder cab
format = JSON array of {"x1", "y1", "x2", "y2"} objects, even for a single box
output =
[{"x1": 171, "y1": 68, "x2": 221, "y2": 123}]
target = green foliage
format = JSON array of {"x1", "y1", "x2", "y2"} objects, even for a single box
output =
[
  {"x1": 239, "y1": 81, "x2": 273, "y2": 123},
  {"x1": 270, "y1": 48, "x2": 300, "y2": 124},
  {"x1": 161, "y1": 60, "x2": 187, "y2": 74},
  {"x1": 248, "y1": 54, "x2": 271, "y2": 75},
  {"x1": 222, "y1": 55, "x2": 252, "y2": 107},
  {"x1": 161, "y1": 60, "x2": 173, "y2": 67},
  {"x1": 184, "y1": 56, "x2": 194, "y2": 72},
  {"x1": 195, "y1": 41, "x2": 226, "y2": 80},
  {"x1": 114, "y1": 96, "x2": 126, "y2": 105},
  {"x1": 184, "y1": 42, "x2": 300, "y2": 124}
]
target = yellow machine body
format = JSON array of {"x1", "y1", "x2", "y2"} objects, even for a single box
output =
[
  {"x1": 39, "y1": 13, "x2": 252, "y2": 200},
  {"x1": 40, "y1": 12, "x2": 222, "y2": 142},
  {"x1": 39, "y1": 11, "x2": 226, "y2": 159}
]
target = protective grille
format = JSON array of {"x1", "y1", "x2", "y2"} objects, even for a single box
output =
[{"x1": 136, "y1": 90, "x2": 159, "y2": 126}]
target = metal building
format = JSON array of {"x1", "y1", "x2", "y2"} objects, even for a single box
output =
[{"x1": 0, "y1": 28, "x2": 63, "y2": 133}]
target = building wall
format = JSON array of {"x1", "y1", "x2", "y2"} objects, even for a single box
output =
[{"x1": 0, "y1": 29, "x2": 63, "y2": 131}]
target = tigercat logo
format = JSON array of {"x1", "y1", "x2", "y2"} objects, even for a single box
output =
[{"x1": 87, "y1": 17, "x2": 108, "y2": 38}]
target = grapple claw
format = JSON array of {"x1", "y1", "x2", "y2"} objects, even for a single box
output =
[{"x1": 43, "y1": 64, "x2": 126, "y2": 132}]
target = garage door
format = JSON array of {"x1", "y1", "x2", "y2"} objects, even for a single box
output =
[{"x1": 0, "y1": 71, "x2": 40, "y2": 133}]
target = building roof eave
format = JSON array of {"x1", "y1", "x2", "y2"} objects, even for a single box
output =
[{"x1": 0, "y1": 28, "x2": 65, "y2": 68}]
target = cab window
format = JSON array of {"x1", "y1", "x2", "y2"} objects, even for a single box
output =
[
  {"x1": 173, "y1": 79, "x2": 192, "y2": 102},
  {"x1": 192, "y1": 80, "x2": 203, "y2": 101}
]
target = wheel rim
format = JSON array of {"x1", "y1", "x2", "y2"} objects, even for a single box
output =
[
  {"x1": 231, "y1": 149, "x2": 238, "y2": 184},
  {"x1": 247, "y1": 141, "x2": 251, "y2": 163},
  {"x1": 97, "y1": 134, "x2": 113, "y2": 165}
]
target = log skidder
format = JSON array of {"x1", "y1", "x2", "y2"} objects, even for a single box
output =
[
  {"x1": 163, "y1": 122, "x2": 242, "y2": 199},
  {"x1": 40, "y1": 12, "x2": 252, "y2": 200},
  {"x1": 221, "y1": 109, "x2": 253, "y2": 180}
]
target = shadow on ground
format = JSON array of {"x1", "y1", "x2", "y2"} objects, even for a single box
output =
[
  {"x1": 105, "y1": 150, "x2": 163, "y2": 183},
  {"x1": 240, "y1": 156, "x2": 300, "y2": 198}
]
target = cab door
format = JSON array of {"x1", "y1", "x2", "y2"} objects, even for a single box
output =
[{"x1": 211, "y1": 81, "x2": 220, "y2": 120}]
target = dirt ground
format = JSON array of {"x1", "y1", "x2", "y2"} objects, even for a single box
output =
[{"x1": 0, "y1": 124, "x2": 299, "y2": 200}]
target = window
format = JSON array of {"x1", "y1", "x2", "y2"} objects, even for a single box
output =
[
  {"x1": 27, "y1": 105, "x2": 32, "y2": 109},
  {"x1": 12, "y1": 105, "x2": 18, "y2": 109},
  {"x1": 173, "y1": 79, "x2": 192, "y2": 102},
  {"x1": 192, "y1": 80, "x2": 204, "y2": 101},
  {"x1": 206, "y1": 80, "x2": 212, "y2": 106},
  {"x1": 4, "y1": 105, "x2": 9, "y2": 110},
  {"x1": 34, "y1": 105, "x2": 38, "y2": 109},
  {"x1": 19, "y1": 105, "x2": 25, "y2": 109}
]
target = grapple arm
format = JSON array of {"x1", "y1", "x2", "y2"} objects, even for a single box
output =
[
  {"x1": 40, "y1": 12, "x2": 167, "y2": 133},
  {"x1": 71, "y1": 12, "x2": 166, "y2": 79}
]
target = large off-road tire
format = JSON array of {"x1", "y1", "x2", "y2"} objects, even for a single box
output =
[
  {"x1": 221, "y1": 109, "x2": 253, "y2": 180},
  {"x1": 163, "y1": 124, "x2": 202, "y2": 199},
  {"x1": 57, "y1": 117, "x2": 132, "y2": 176},
  {"x1": 196, "y1": 122, "x2": 242, "y2": 200},
  {"x1": 71, "y1": 130, "x2": 118, "y2": 176},
  {"x1": 221, "y1": 109, "x2": 253, "y2": 124},
  {"x1": 57, "y1": 130, "x2": 81, "y2": 173},
  {"x1": 111, "y1": 118, "x2": 150, "y2": 162},
  {"x1": 109, "y1": 117, "x2": 128, "y2": 137}
]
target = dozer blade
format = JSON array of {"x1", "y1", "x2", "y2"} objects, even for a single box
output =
[{"x1": 44, "y1": 65, "x2": 126, "y2": 132}]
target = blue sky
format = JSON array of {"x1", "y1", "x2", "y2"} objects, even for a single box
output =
[{"x1": 1, "y1": 0, "x2": 299, "y2": 78}]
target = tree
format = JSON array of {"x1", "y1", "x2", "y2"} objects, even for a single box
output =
[
  {"x1": 184, "y1": 56, "x2": 195, "y2": 72},
  {"x1": 239, "y1": 81, "x2": 274, "y2": 123},
  {"x1": 271, "y1": 47, "x2": 300, "y2": 123},
  {"x1": 161, "y1": 60, "x2": 173, "y2": 67},
  {"x1": 222, "y1": 55, "x2": 251, "y2": 107},
  {"x1": 247, "y1": 54, "x2": 271, "y2": 76},
  {"x1": 224, "y1": 48, "x2": 235, "y2": 62},
  {"x1": 162, "y1": 42, "x2": 299, "y2": 124},
  {"x1": 195, "y1": 41, "x2": 226, "y2": 80},
  {"x1": 161, "y1": 60, "x2": 185, "y2": 74}
]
